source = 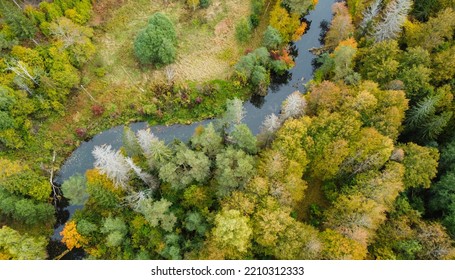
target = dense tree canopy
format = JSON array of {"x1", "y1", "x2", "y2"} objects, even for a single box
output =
[{"x1": 1, "y1": 0, "x2": 455, "y2": 262}]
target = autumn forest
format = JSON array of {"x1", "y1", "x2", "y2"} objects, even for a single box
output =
[{"x1": 1, "y1": 0, "x2": 455, "y2": 260}]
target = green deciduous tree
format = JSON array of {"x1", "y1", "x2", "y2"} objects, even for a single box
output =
[
  {"x1": 0, "y1": 189, "x2": 55, "y2": 226},
  {"x1": 234, "y1": 48, "x2": 273, "y2": 95},
  {"x1": 0, "y1": 226, "x2": 47, "y2": 259},
  {"x1": 0, "y1": 170, "x2": 50, "y2": 202},
  {"x1": 283, "y1": 0, "x2": 313, "y2": 16},
  {"x1": 101, "y1": 216, "x2": 128, "y2": 247},
  {"x1": 182, "y1": 185, "x2": 213, "y2": 210},
  {"x1": 215, "y1": 147, "x2": 255, "y2": 197},
  {"x1": 49, "y1": 17, "x2": 95, "y2": 67},
  {"x1": 159, "y1": 143, "x2": 210, "y2": 190},
  {"x1": 262, "y1": 26, "x2": 282, "y2": 51},
  {"x1": 137, "y1": 198, "x2": 177, "y2": 232},
  {"x1": 358, "y1": 40, "x2": 400, "y2": 85},
  {"x1": 235, "y1": 18, "x2": 252, "y2": 43},
  {"x1": 332, "y1": 44, "x2": 357, "y2": 82},
  {"x1": 0, "y1": 0, "x2": 37, "y2": 39},
  {"x1": 184, "y1": 211, "x2": 208, "y2": 236},
  {"x1": 42, "y1": 44, "x2": 80, "y2": 102},
  {"x1": 398, "y1": 65, "x2": 432, "y2": 100},
  {"x1": 61, "y1": 174, "x2": 88, "y2": 205},
  {"x1": 229, "y1": 124, "x2": 257, "y2": 154},
  {"x1": 191, "y1": 123, "x2": 223, "y2": 158}
]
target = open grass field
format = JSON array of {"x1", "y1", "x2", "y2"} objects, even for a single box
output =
[{"x1": 87, "y1": 0, "x2": 263, "y2": 87}]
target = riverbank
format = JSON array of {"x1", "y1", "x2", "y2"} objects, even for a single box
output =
[{"x1": 48, "y1": 0, "x2": 336, "y2": 259}]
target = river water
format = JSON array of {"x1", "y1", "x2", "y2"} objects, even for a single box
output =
[{"x1": 49, "y1": 0, "x2": 337, "y2": 259}]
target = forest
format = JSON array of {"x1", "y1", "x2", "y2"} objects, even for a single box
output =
[{"x1": 0, "y1": 0, "x2": 455, "y2": 260}]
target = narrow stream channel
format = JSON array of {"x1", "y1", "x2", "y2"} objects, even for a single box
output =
[{"x1": 49, "y1": 0, "x2": 337, "y2": 259}]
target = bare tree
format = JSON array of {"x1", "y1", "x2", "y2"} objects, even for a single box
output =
[
  {"x1": 261, "y1": 113, "x2": 281, "y2": 134},
  {"x1": 92, "y1": 145, "x2": 131, "y2": 189},
  {"x1": 136, "y1": 129, "x2": 170, "y2": 169},
  {"x1": 360, "y1": 0, "x2": 382, "y2": 30},
  {"x1": 49, "y1": 17, "x2": 89, "y2": 49},
  {"x1": 374, "y1": 0, "x2": 412, "y2": 42},
  {"x1": 125, "y1": 157, "x2": 158, "y2": 189},
  {"x1": 6, "y1": 60, "x2": 39, "y2": 86},
  {"x1": 165, "y1": 65, "x2": 175, "y2": 85},
  {"x1": 223, "y1": 98, "x2": 245, "y2": 125},
  {"x1": 281, "y1": 91, "x2": 306, "y2": 119},
  {"x1": 122, "y1": 189, "x2": 153, "y2": 210}
]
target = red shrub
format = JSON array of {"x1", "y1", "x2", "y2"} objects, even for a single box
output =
[
  {"x1": 75, "y1": 128, "x2": 87, "y2": 139},
  {"x1": 91, "y1": 105, "x2": 105, "y2": 117}
]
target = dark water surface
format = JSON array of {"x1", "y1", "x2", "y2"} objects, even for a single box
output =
[{"x1": 49, "y1": 0, "x2": 337, "y2": 259}]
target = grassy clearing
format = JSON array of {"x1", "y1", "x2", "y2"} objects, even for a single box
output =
[{"x1": 87, "y1": 0, "x2": 257, "y2": 87}]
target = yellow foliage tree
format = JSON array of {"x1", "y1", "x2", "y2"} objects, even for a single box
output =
[
  {"x1": 0, "y1": 158, "x2": 26, "y2": 180},
  {"x1": 335, "y1": 37, "x2": 358, "y2": 50},
  {"x1": 86, "y1": 168, "x2": 123, "y2": 196},
  {"x1": 269, "y1": 2, "x2": 301, "y2": 43},
  {"x1": 319, "y1": 229, "x2": 367, "y2": 259}
]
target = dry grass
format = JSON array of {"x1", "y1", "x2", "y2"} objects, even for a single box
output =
[{"x1": 88, "y1": 0, "x2": 258, "y2": 87}]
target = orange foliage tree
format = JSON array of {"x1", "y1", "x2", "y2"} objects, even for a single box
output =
[{"x1": 61, "y1": 221, "x2": 86, "y2": 250}]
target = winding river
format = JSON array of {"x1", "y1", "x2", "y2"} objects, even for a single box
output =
[{"x1": 49, "y1": 0, "x2": 337, "y2": 259}]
